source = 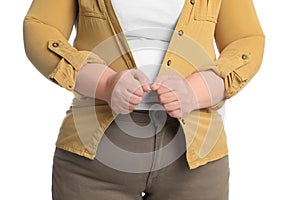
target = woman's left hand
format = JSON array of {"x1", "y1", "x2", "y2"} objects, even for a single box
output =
[{"x1": 151, "y1": 74, "x2": 199, "y2": 118}]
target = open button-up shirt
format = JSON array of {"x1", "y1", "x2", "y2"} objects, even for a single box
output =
[{"x1": 23, "y1": 0, "x2": 265, "y2": 169}]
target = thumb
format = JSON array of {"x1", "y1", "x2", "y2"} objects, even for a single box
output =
[
  {"x1": 151, "y1": 75, "x2": 168, "y2": 91},
  {"x1": 130, "y1": 70, "x2": 151, "y2": 92}
]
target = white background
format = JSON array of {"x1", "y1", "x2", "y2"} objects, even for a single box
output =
[{"x1": 1, "y1": 0, "x2": 300, "y2": 199}]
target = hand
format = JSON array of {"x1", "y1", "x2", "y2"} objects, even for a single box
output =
[
  {"x1": 104, "y1": 69, "x2": 151, "y2": 114},
  {"x1": 74, "y1": 64, "x2": 151, "y2": 114},
  {"x1": 151, "y1": 74, "x2": 198, "y2": 118}
]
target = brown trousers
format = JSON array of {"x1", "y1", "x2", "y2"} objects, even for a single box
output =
[{"x1": 52, "y1": 110, "x2": 229, "y2": 200}]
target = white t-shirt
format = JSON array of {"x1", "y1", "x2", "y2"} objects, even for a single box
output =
[{"x1": 111, "y1": 0, "x2": 185, "y2": 110}]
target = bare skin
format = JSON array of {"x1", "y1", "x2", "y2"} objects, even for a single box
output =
[{"x1": 75, "y1": 63, "x2": 224, "y2": 117}]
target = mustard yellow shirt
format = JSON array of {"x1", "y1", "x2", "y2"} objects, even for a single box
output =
[{"x1": 23, "y1": 0, "x2": 265, "y2": 170}]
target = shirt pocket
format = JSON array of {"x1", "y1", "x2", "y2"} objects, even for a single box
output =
[
  {"x1": 194, "y1": 0, "x2": 222, "y2": 23},
  {"x1": 79, "y1": 0, "x2": 106, "y2": 19}
]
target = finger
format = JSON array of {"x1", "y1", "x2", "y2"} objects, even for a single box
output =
[
  {"x1": 126, "y1": 79, "x2": 144, "y2": 97},
  {"x1": 120, "y1": 90, "x2": 142, "y2": 106},
  {"x1": 117, "y1": 107, "x2": 131, "y2": 115},
  {"x1": 163, "y1": 101, "x2": 180, "y2": 112},
  {"x1": 130, "y1": 70, "x2": 151, "y2": 92},
  {"x1": 151, "y1": 74, "x2": 169, "y2": 90},
  {"x1": 128, "y1": 103, "x2": 137, "y2": 112},
  {"x1": 158, "y1": 91, "x2": 177, "y2": 104},
  {"x1": 129, "y1": 94, "x2": 143, "y2": 105},
  {"x1": 167, "y1": 109, "x2": 182, "y2": 118},
  {"x1": 117, "y1": 101, "x2": 136, "y2": 114},
  {"x1": 110, "y1": 91, "x2": 128, "y2": 113},
  {"x1": 121, "y1": 91, "x2": 142, "y2": 110},
  {"x1": 150, "y1": 82, "x2": 161, "y2": 91},
  {"x1": 156, "y1": 84, "x2": 174, "y2": 95},
  {"x1": 132, "y1": 86, "x2": 144, "y2": 97}
]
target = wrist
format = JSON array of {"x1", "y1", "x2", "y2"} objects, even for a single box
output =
[
  {"x1": 186, "y1": 70, "x2": 225, "y2": 109},
  {"x1": 186, "y1": 72, "x2": 212, "y2": 109},
  {"x1": 96, "y1": 67, "x2": 117, "y2": 102}
]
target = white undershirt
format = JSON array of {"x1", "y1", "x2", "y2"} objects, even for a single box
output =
[{"x1": 111, "y1": 0, "x2": 185, "y2": 110}]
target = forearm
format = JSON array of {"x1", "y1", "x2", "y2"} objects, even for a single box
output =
[
  {"x1": 74, "y1": 63, "x2": 116, "y2": 101},
  {"x1": 186, "y1": 70, "x2": 225, "y2": 109}
]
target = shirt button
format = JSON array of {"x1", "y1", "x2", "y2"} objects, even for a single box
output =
[
  {"x1": 52, "y1": 42, "x2": 59, "y2": 48},
  {"x1": 242, "y1": 54, "x2": 248, "y2": 60},
  {"x1": 178, "y1": 30, "x2": 184, "y2": 36},
  {"x1": 167, "y1": 59, "x2": 172, "y2": 66},
  {"x1": 190, "y1": 0, "x2": 195, "y2": 5}
]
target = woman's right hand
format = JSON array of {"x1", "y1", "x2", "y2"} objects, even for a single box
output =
[
  {"x1": 103, "y1": 69, "x2": 151, "y2": 114},
  {"x1": 75, "y1": 63, "x2": 151, "y2": 114}
]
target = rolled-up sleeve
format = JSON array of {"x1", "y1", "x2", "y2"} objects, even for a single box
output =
[
  {"x1": 23, "y1": 0, "x2": 106, "y2": 91},
  {"x1": 214, "y1": 0, "x2": 265, "y2": 98}
]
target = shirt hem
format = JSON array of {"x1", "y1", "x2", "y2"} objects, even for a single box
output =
[
  {"x1": 55, "y1": 144, "x2": 95, "y2": 160},
  {"x1": 187, "y1": 150, "x2": 229, "y2": 170}
]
